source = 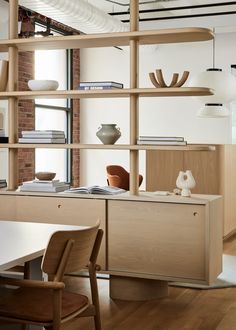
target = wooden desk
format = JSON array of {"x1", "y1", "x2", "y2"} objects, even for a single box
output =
[{"x1": 0, "y1": 220, "x2": 81, "y2": 271}]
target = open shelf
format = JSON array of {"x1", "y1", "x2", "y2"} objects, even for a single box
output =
[
  {"x1": 0, "y1": 87, "x2": 213, "y2": 100},
  {"x1": 0, "y1": 27, "x2": 213, "y2": 52},
  {"x1": 0, "y1": 143, "x2": 216, "y2": 151}
]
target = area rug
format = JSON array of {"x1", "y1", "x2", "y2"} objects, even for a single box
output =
[{"x1": 169, "y1": 254, "x2": 236, "y2": 289}]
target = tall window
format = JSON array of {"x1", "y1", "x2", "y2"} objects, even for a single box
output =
[{"x1": 34, "y1": 25, "x2": 71, "y2": 182}]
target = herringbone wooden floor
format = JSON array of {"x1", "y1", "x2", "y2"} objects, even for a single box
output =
[{"x1": 64, "y1": 234, "x2": 236, "y2": 330}]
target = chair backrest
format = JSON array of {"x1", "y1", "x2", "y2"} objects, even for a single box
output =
[
  {"x1": 42, "y1": 224, "x2": 100, "y2": 281},
  {"x1": 106, "y1": 165, "x2": 143, "y2": 190}
]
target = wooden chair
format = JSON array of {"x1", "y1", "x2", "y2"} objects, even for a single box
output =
[
  {"x1": 106, "y1": 165, "x2": 143, "y2": 190},
  {"x1": 0, "y1": 224, "x2": 103, "y2": 330}
]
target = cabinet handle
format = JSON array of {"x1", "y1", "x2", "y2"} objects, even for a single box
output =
[
  {"x1": 57, "y1": 204, "x2": 62, "y2": 209},
  {"x1": 193, "y1": 212, "x2": 198, "y2": 216}
]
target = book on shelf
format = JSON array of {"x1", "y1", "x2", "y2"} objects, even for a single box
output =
[
  {"x1": 21, "y1": 130, "x2": 65, "y2": 138},
  {"x1": 0, "y1": 136, "x2": 8, "y2": 143},
  {"x1": 78, "y1": 86, "x2": 123, "y2": 90},
  {"x1": 64, "y1": 185, "x2": 126, "y2": 195},
  {"x1": 0, "y1": 179, "x2": 7, "y2": 188},
  {"x1": 18, "y1": 138, "x2": 66, "y2": 144},
  {"x1": 0, "y1": 128, "x2": 5, "y2": 137},
  {"x1": 137, "y1": 140, "x2": 187, "y2": 146},
  {"x1": 139, "y1": 136, "x2": 184, "y2": 142},
  {"x1": 19, "y1": 181, "x2": 69, "y2": 192},
  {"x1": 24, "y1": 179, "x2": 65, "y2": 187},
  {"x1": 78, "y1": 81, "x2": 123, "y2": 89}
]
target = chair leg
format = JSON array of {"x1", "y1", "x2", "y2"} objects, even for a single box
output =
[{"x1": 89, "y1": 269, "x2": 102, "y2": 330}]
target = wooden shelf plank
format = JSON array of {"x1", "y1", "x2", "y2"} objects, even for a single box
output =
[
  {"x1": 0, "y1": 87, "x2": 213, "y2": 100},
  {"x1": 0, "y1": 143, "x2": 215, "y2": 151},
  {"x1": 0, "y1": 28, "x2": 213, "y2": 52}
]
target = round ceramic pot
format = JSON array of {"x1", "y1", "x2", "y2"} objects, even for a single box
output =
[{"x1": 96, "y1": 124, "x2": 121, "y2": 145}]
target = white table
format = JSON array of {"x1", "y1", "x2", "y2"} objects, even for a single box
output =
[{"x1": 0, "y1": 220, "x2": 82, "y2": 271}]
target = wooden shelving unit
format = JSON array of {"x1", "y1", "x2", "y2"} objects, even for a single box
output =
[
  {"x1": 0, "y1": 143, "x2": 216, "y2": 151},
  {"x1": 0, "y1": 87, "x2": 213, "y2": 100},
  {"x1": 0, "y1": 27, "x2": 213, "y2": 52},
  {"x1": 4, "y1": 0, "x2": 214, "y2": 192}
]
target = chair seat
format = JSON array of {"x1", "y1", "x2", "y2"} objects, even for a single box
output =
[{"x1": 0, "y1": 287, "x2": 88, "y2": 323}]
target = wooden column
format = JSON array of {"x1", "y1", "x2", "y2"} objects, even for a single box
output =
[
  {"x1": 129, "y1": 0, "x2": 139, "y2": 195},
  {"x1": 8, "y1": 0, "x2": 18, "y2": 190}
]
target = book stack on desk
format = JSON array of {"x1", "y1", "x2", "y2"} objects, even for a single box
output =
[
  {"x1": 78, "y1": 81, "x2": 123, "y2": 90},
  {"x1": 19, "y1": 130, "x2": 66, "y2": 144},
  {"x1": 137, "y1": 136, "x2": 187, "y2": 146},
  {"x1": 19, "y1": 179, "x2": 70, "y2": 192}
]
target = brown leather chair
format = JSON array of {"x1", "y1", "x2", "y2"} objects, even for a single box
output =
[
  {"x1": 0, "y1": 224, "x2": 103, "y2": 330},
  {"x1": 106, "y1": 165, "x2": 143, "y2": 191}
]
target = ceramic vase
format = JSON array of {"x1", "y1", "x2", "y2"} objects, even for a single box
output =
[
  {"x1": 96, "y1": 124, "x2": 121, "y2": 145},
  {"x1": 176, "y1": 170, "x2": 196, "y2": 197}
]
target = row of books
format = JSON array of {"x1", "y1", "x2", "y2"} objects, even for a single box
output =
[
  {"x1": 78, "y1": 81, "x2": 123, "y2": 90},
  {"x1": 19, "y1": 130, "x2": 66, "y2": 144},
  {"x1": 137, "y1": 136, "x2": 187, "y2": 146},
  {"x1": 19, "y1": 179, "x2": 69, "y2": 192},
  {"x1": 18, "y1": 180, "x2": 125, "y2": 195},
  {"x1": 0, "y1": 179, "x2": 7, "y2": 188},
  {"x1": 0, "y1": 128, "x2": 8, "y2": 143}
]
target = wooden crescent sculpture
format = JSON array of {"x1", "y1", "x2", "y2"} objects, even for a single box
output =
[{"x1": 149, "y1": 69, "x2": 189, "y2": 88}]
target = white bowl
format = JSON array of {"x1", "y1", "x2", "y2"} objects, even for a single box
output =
[{"x1": 28, "y1": 80, "x2": 59, "y2": 91}]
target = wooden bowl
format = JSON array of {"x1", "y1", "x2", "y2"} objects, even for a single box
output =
[{"x1": 35, "y1": 172, "x2": 56, "y2": 181}]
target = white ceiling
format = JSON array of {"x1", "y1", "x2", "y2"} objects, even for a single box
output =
[{"x1": 1, "y1": 0, "x2": 236, "y2": 33}]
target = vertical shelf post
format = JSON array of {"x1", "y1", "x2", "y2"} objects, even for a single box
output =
[
  {"x1": 8, "y1": 0, "x2": 18, "y2": 190},
  {"x1": 129, "y1": 0, "x2": 139, "y2": 195}
]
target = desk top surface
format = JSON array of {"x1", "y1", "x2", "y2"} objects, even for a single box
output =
[{"x1": 0, "y1": 221, "x2": 81, "y2": 271}]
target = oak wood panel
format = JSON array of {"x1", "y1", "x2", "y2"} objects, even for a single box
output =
[
  {"x1": 0, "y1": 28, "x2": 213, "y2": 52},
  {"x1": 221, "y1": 145, "x2": 236, "y2": 237},
  {"x1": 184, "y1": 149, "x2": 220, "y2": 194},
  {"x1": 146, "y1": 149, "x2": 219, "y2": 194},
  {"x1": 15, "y1": 196, "x2": 106, "y2": 269},
  {"x1": 0, "y1": 195, "x2": 16, "y2": 220},
  {"x1": 108, "y1": 200, "x2": 206, "y2": 281},
  {"x1": 208, "y1": 197, "x2": 223, "y2": 283},
  {"x1": 146, "y1": 150, "x2": 183, "y2": 191}
]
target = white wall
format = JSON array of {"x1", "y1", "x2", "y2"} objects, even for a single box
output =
[{"x1": 80, "y1": 29, "x2": 236, "y2": 187}]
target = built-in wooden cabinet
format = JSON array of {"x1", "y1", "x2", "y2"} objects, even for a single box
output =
[
  {"x1": 0, "y1": 191, "x2": 223, "y2": 286},
  {"x1": 146, "y1": 145, "x2": 236, "y2": 238},
  {"x1": 108, "y1": 196, "x2": 222, "y2": 285}
]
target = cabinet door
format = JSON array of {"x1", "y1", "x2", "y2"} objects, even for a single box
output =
[
  {"x1": 16, "y1": 196, "x2": 106, "y2": 269},
  {"x1": 0, "y1": 195, "x2": 16, "y2": 220},
  {"x1": 108, "y1": 200, "x2": 205, "y2": 281}
]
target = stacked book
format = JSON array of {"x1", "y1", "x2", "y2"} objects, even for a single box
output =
[
  {"x1": 0, "y1": 179, "x2": 7, "y2": 188},
  {"x1": 137, "y1": 136, "x2": 187, "y2": 146},
  {"x1": 78, "y1": 81, "x2": 123, "y2": 90},
  {"x1": 19, "y1": 179, "x2": 70, "y2": 192},
  {"x1": 19, "y1": 130, "x2": 66, "y2": 144},
  {"x1": 0, "y1": 128, "x2": 8, "y2": 143}
]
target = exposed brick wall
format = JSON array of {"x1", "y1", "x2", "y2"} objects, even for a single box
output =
[
  {"x1": 71, "y1": 49, "x2": 80, "y2": 187},
  {"x1": 17, "y1": 11, "x2": 80, "y2": 186},
  {"x1": 18, "y1": 51, "x2": 35, "y2": 184}
]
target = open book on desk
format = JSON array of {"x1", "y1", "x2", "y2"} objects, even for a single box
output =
[{"x1": 64, "y1": 185, "x2": 126, "y2": 195}]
